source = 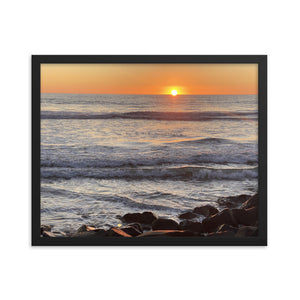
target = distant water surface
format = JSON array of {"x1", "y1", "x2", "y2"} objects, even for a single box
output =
[{"x1": 41, "y1": 94, "x2": 258, "y2": 232}]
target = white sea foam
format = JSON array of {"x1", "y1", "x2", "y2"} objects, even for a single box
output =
[{"x1": 41, "y1": 165, "x2": 258, "y2": 180}]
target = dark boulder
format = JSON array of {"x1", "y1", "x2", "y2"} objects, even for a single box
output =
[
  {"x1": 51, "y1": 231, "x2": 67, "y2": 237},
  {"x1": 235, "y1": 226, "x2": 258, "y2": 237},
  {"x1": 41, "y1": 224, "x2": 52, "y2": 234},
  {"x1": 240, "y1": 193, "x2": 258, "y2": 210},
  {"x1": 106, "y1": 228, "x2": 132, "y2": 237},
  {"x1": 141, "y1": 225, "x2": 152, "y2": 231},
  {"x1": 217, "y1": 194, "x2": 251, "y2": 208},
  {"x1": 178, "y1": 211, "x2": 198, "y2": 219},
  {"x1": 93, "y1": 229, "x2": 107, "y2": 237},
  {"x1": 193, "y1": 205, "x2": 219, "y2": 217},
  {"x1": 122, "y1": 211, "x2": 158, "y2": 224},
  {"x1": 72, "y1": 225, "x2": 107, "y2": 237},
  {"x1": 217, "y1": 224, "x2": 238, "y2": 234},
  {"x1": 202, "y1": 207, "x2": 258, "y2": 233},
  {"x1": 127, "y1": 223, "x2": 143, "y2": 233},
  {"x1": 75, "y1": 225, "x2": 97, "y2": 234},
  {"x1": 152, "y1": 218, "x2": 179, "y2": 230},
  {"x1": 121, "y1": 226, "x2": 142, "y2": 237},
  {"x1": 179, "y1": 220, "x2": 204, "y2": 233},
  {"x1": 202, "y1": 208, "x2": 238, "y2": 233},
  {"x1": 208, "y1": 231, "x2": 236, "y2": 237},
  {"x1": 72, "y1": 228, "x2": 107, "y2": 238},
  {"x1": 232, "y1": 207, "x2": 257, "y2": 226},
  {"x1": 42, "y1": 231, "x2": 56, "y2": 238},
  {"x1": 141, "y1": 212, "x2": 158, "y2": 224},
  {"x1": 122, "y1": 213, "x2": 141, "y2": 223},
  {"x1": 138, "y1": 230, "x2": 195, "y2": 237}
]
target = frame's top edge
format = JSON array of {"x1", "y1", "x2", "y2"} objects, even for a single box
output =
[{"x1": 32, "y1": 55, "x2": 267, "y2": 64}]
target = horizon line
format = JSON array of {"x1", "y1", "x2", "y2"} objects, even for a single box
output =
[{"x1": 41, "y1": 92, "x2": 258, "y2": 96}]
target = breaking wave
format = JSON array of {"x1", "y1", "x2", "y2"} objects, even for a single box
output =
[
  {"x1": 41, "y1": 166, "x2": 258, "y2": 181},
  {"x1": 41, "y1": 110, "x2": 257, "y2": 121}
]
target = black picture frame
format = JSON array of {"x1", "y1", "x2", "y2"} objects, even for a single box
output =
[{"x1": 32, "y1": 55, "x2": 267, "y2": 246}]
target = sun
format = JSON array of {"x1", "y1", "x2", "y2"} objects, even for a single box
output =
[{"x1": 171, "y1": 90, "x2": 178, "y2": 96}]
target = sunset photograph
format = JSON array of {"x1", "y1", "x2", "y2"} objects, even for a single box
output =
[{"x1": 39, "y1": 62, "x2": 259, "y2": 239}]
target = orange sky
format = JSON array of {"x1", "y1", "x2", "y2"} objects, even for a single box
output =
[{"x1": 41, "y1": 63, "x2": 258, "y2": 95}]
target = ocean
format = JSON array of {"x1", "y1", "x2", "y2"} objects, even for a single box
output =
[{"x1": 41, "y1": 93, "x2": 258, "y2": 233}]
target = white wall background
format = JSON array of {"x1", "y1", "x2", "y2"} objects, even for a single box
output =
[{"x1": 1, "y1": 1, "x2": 299, "y2": 299}]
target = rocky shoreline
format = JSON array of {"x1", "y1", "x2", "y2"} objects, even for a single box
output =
[{"x1": 41, "y1": 193, "x2": 258, "y2": 238}]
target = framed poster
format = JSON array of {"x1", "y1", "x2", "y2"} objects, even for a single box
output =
[{"x1": 32, "y1": 55, "x2": 267, "y2": 246}]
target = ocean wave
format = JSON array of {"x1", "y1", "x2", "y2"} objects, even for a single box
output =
[
  {"x1": 41, "y1": 188, "x2": 181, "y2": 212},
  {"x1": 41, "y1": 166, "x2": 258, "y2": 181},
  {"x1": 175, "y1": 137, "x2": 236, "y2": 144},
  {"x1": 41, "y1": 110, "x2": 258, "y2": 121},
  {"x1": 41, "y1": 149, "x2": 258, "y2": 168},
  {"x1": 41, "y1": 152, "x2": 257, "y2": 169}
]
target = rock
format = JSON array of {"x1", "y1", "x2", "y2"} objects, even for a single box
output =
[
  {"x1": 217, "y1": 224, "x2": 238, "y2": 234},
  {"x1": 122, "y1": 213, "x2": 141, "y2": 223},
  {"x1": 179, "y1": 220, "x2": 204, "y2": 233},
  {"x1": 141, "y1": 225, "x2": 152, "y2": 231},
  {"x1": 71, "y1": 228, "x2": 107, "y2": 238},
  {"x1": 202, "y1": 209, "x2": 238, "y2": 232},
  {"x1": 41, "y1": 224, "x2": 52, "y2": 234},
  {"x1": 121, "y1": 226, "x2": 142, "y2": 237},
  {"x1": 232, "y1": 207, "x2": 257, "y2": 226},
  {"x1": 106, "y1": 228, "x2": 132, "y2": 237},
  {"x1": 141, "y1": 212, "x2": 158, "y2": 224},
  {"x1": 152, "y1": 218, "x2": 179, "y2": 230},
  {"x1": 193, "y1": 205, "x2": 219, "y2": 217},
  {"x1": 240, "y1": 193, "x2": 258, "y2": 210},
  {"x1": 217, "y1": 194, "x2": 251, "y2": 208},
  {"x1": 52, "y1": 231, "x2": 67, "y2": 237},
  {"x1": 178, "y1": 211, "x2": 198, "y2": 219},
  {"x1": 116, "y1": 215, "x2": 123, "y2": 221},
  {"x1": 235, "y1": 226, "x2": 258, "y2": 237},
  {"x1": 72, "y1": 225, "x2": 107, "y2": 237},
  {"x1": 42, "y1": 231, "x2": 56, "y2": 237},
  {"x1": 122, "y1": 211, "x2": 158, "y2": 224},
  {"x1": 75, "y1": 225, "x2": 97, "y2": 234},
  {"x1": 208, "y1": 231, "x2": 236, "y2": 237},
  {"x1": 93, "y1": 229, "x2": 107, "y2": 236},
  {"x1": 138, "y1": 230, "x2": 196, "y2": 237},
  {"x1": 202, "y1": 207, "x2": 258, "y2": 233},
  {"x1": 127, "y1": 223, "x2": 143, "y2": 233}
]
